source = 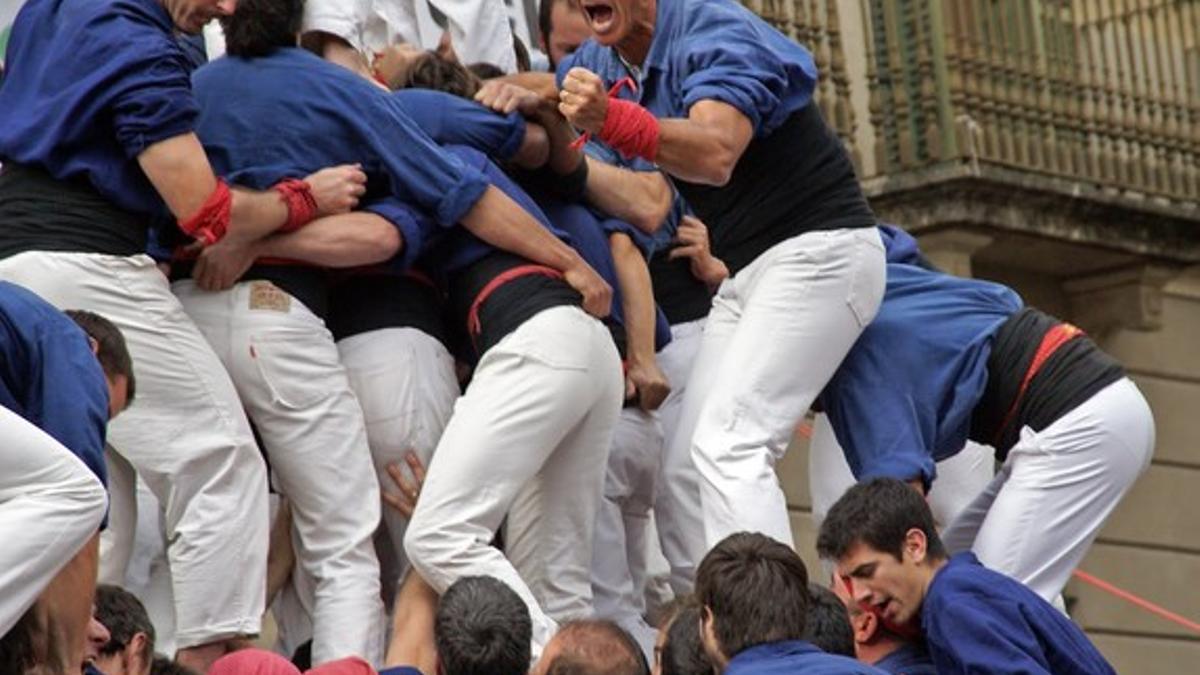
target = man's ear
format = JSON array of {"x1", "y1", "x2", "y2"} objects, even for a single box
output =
[
  {"x1": 87, "y1": 335, "x2": 100, "y2": 356},
  {"x1": 903, "y1": 528, "x2": 928, "y2": 565},
  {"x1": 854, "y1": 610, "x2": 878, "y2": 644}
]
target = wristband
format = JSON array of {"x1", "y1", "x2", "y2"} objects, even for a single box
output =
[
  {"x1": 274, "y1": 178, "x2": 319, "y2": 232},
  {"x1": 597, "y1": 98, "x2": 660, "y2": 162},
  {"x1": 178, "y1": 179, "x2": 232, "y2": 246}
]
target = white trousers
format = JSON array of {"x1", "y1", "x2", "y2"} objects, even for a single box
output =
[
  {"x1": 405, "y1": 306, "x2": 623, "y2": 655},
  {"x1": 807, "y1": 413, "x2": 997, "y2": 529},
  {"x1": 590, "y1": 407, "x2": 663, "y2": 659},
  {"x1": 683, "y1": 228, "x2": 886, "y2": 548},
  {"x1": 0, "y1": 406, "x2": 109, "y2": 637},
  {"x1": 174, "y1": 280, "x2": 384, "y2": 665},
  {"x1": 941, "y1": 378, "x2": 1155, "y2": 602},
  {"x1": 0, "y1": 252, "x2": 268, "y2": 648},
  {"x1": 303, "y1": 0, "x2": 517, "y2": 72}
]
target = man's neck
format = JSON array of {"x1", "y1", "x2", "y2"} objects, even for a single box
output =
[{"x1": 614, "y1": 0, "x2": 656, "y2": 66}]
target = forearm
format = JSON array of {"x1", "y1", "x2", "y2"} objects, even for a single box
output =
[
  {"x1": 610, "y1": 234, "x2": 657, "y2": 365},
  {"x1": 495, "y1": 71, "x2": 559, "y2": 100},
  {"x1": 459, "y1": 185, "x2": 585, "y2": 273},
  {"x1": 584, "y1": 159, "x2": 671, "y2": 233},
  {"x1": 256, "y1": 212, "x2": 401, "y2": 267},
  {"x1": 384, "y1": 571, "x2": 439, "y2": 672},
  {"x1": 227, "y1": 188, "x2": 290, "y2": 244},
  {"x1": 511, "y1": 121, "x2": 550, "y2": 169},
  {"x1": 532, "y1": 103, "x2": 585, "y2": 174}
]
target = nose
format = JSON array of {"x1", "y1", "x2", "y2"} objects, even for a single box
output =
[{"x1": 849, "y1": 578, "x2": 873, "y2": 604}]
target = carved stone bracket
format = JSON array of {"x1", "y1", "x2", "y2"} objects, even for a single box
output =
[
  {"x1": 915, "y1": 229, "x2": 994, "y2": 278},
  {"x1": 1064, "y1": 264, "x2": 1180, "y2": 335}
]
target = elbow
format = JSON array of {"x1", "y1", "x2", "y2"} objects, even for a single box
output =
[
  {"x1": 630, "y1": 190, "x2": 673, "y2": 234},
  {"x1": 699, "y1": 150, "x2": 737, "y2": 187},
  {"x1": 515, "y1": 123, "x2": 551, "y2": 169},
  {"x1": 374, "y1": 225, "x2": 403, "y2": 262}
]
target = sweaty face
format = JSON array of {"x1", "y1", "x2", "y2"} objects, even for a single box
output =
[
  {"x1": 163, "y1": 0, "x2": 237, "y2": 35},
  {"x1": 547, "y1": 2, "x2": 593, "y2": 68},
  {"x1": 836, "y1": 540, "x2": 927, "y2": 626},
  {"x1": 578, "y1": 0, "x2": 642, "y2": 46}
]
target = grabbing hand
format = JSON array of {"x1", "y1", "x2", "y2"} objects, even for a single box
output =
[
  {"x1": 305, "y1": 163, "x2": 367, "y2": 217},
  {"x1": 192, "y1": 236, "x2": 259, "y2": 291},
  {"x1": 563, "y1": 260, "x2": 613, "y2": 319},
  {"x1": 474, "y1": 80, "x2": 546, "y2": 117},
  {"x1": 625, "y1": 359, "x2": 671, "y2": 411},
  {"x1": 669, "y1": 215, "x2": 729, "y2": 290},
  {"x1": 382, "y1": 451, "x2": 428, "y2": 520},
  {"x1": 558, "y1": 67, "x2": 609, "y2": 135}
]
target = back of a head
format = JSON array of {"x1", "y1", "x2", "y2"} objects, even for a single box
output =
[
  {"x1": 542, "y1": 620, "x2": 648, "y2": 675},
  {"x1": 816, "y1": 478, "x2": 946, "y2": 563},
  {"x1": 407, "y1": 52, "x2": 483, "y2": 99},
  {"x1": 94, "y1": 584, "x2": 156, "y2": 665},
  {"x1": 661, "y1": 604, "x2": 714, "y2": 675},
  {"x1": 66, "y1": 309, "x2": 135, "y2": 403},
  {"x1": 803, "y1": 584, "x2": 855, "y2": 658},
  {"x1": 150, "y1": 655, "x2": 200, "y2": 675},
  {"x1": 435, "y1": 576, "x2": 531, "y2": 675},
  {"x1": 694, "y1": 532, "x2": 810, "y2": 659},
  {"x1": 220, "y1": 0, "x2": 304, "y2": 58}
]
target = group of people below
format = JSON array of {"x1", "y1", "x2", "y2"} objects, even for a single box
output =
[{"x1": 0, "y1": 0, "x2": 1154, "y2": 673}]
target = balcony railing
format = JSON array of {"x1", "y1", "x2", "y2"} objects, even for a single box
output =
[{"x1": 860, "y1": 0, "x2": 1200, "y2": 203}]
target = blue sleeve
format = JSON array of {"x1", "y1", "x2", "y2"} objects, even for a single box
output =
[
  {"x1": 599, "y1": 215, "x2": 654, "y2": 258},
  {"x1": 820, "y1": 361, "x2": 938, "y2": 488},
  {"x1": 107, "y1": 25, "x2": 199, "y2": 158},
  {"x1": 360, "y1": 94, "x2": 491, "y2": 227},
  {"x1": 378, "y1": 668, "x2": 423, "y2": 675},
  {"x1": 676, "y1": 5, "x2": 816, "y2": 135},
  {"x1": 362, "y1": 197, "x2": 440, "y2": 271},
  {"x1": 926, "y1": 598, "x2": 1055, "y2": 675},
  {"x1": 393, "y1": 90, "x2": 526, "y2": 161},
  {"x1": 33, "y1": 323, "x2": 110, "y2": 487}
]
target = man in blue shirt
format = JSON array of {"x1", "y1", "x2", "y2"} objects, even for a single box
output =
[
  {"x1": 818, "y1": 478, "x2": 1116, "y2": 675},
  {"x1": 555, "y1": 0, "x2": 886, "y2": 552},
  {"x1": 0, "y1": 282, "x2": 133, "y2": 675},
  {"x1": 0, "y1": 1, "x2": 370, "y2": 667},
  {"x1": 814, "y1": 226, "x2": 1153, "y2": 605}
]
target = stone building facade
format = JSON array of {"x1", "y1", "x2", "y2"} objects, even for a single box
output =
[{"x1": 743, "y1": 0, "x2": 1200, "y2": 670}]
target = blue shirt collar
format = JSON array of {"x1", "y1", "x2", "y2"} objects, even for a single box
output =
[{"x1": 728, "y1": 639, "x2": 822, "y2": 666}]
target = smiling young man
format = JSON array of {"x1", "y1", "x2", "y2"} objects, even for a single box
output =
[
  {"x1": 817, "y1": 479, "x2": 1116, "y2": 675},
  {"x1": 556, "y1": 0, "x2": 885, "y2": 551}
]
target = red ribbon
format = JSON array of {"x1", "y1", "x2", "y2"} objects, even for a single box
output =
[
  {"x1": 178, "y1": 179, "x2": 232, "y2": 246},
  {"x1": 274, "y1": 178, "x2": 319, "y2": 233}
]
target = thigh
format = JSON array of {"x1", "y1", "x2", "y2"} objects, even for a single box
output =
[
  {"x1": 807, "y1": 413, "x2": 857, "y2": 528},
  {"x1": 928, "y1": 441, "x2": 996, "y2": 529}
]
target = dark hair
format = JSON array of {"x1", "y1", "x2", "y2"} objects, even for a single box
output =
[
  {"x1": 151, "y1": 655, "x2": 200, "y2": 675},
  {"x1": 406, "y1": 52, "x2": 482, "y2": 99},
  {"x1": 0, "y1": 606, "x2": 40, "y2": 674},
  {"x1": 434, "y1": 576, "x2": 531, "y2": 675},
  {"x1": 660, "y1": 603, "x2": 713, "y2": 675},
  {"x1": 467, "y1": 62, "x2": 506, "y2": 80},
  {"x1": 221, "y1": 0, "x2": 303, "y2": 58},
  {"x1": 95, "y1": 585, "x2": 155, "y2": 663},
  {"x1": 543, "y1": 620, "x2": 647, "y2": 675},
  {"x1": 512, "y1": 34, "x2": 531, "y2": 73},
  {"x1": 816, "y1": 478, "x2": 946, "y2": 563},
  {"x1": 693, "y1": 532, "x2": 809, "y2": 660},
  {"x1": 66, "y1": 309, "x2": 136, "y2": 405},
  {"x1": 803, "y1": 584, "x2": 855, "y2": 657}
]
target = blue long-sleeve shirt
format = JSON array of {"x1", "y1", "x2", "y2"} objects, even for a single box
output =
[
  {"x1": 0, "y1": 0, "x2": 198, "y2": 215},
  {"x1": 0, "y1": 282, "x2": 109, "y2": 486},
  {"x1": 817, "y1": 227, "x2": 1022, "y2": 487},
  {"x1": 873, "y1": 642, "x2": 937, "y2": 674},
  {"x1": 725, "y1": 640, "x2": 887, "y2": 674},
  {"x1": 923, "y1": 553, "x2": 1115, "y2": 675}
]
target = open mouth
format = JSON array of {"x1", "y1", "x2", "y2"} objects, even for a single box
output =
[{"x1": 581, "y1": 1, "x2": 616, "y2": 33}]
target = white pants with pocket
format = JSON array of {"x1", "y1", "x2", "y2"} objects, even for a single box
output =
[
  {"x1": 940, "y1": 378, "x2": 1155, "y2": 602},
  {"x1": 405, "y1": 306, "x2": 623, "y2": 656},
  {"x1": 174, "y1": 279, "x2": 383, "y2": 665},
  {"x1": 0, "y1": 251, "x2": 269, "y2": 648},
  {"x1": 683, "y1": 228, "x2": 886, "y2": 548},
  {"x1": 0, "y1": 406, "x2": 108, "y2": 636}
]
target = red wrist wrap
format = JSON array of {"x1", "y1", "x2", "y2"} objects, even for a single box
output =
[
  {"x1": 178, "y1": 179, "x2": 231, "y2": 246},
  {"x1": 597, "y1": 98, "x2": 660, "y2": 161},
  {"x1": 274, "y1": 178, "x2": 319, "y2": 233}
]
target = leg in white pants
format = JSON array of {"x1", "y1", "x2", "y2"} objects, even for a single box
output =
[
  {"x1": 589, "y1": 407, "x2": 663, "y2": 659},
  {"x1": 0, "y1": 406, "x2": 108, "y2": 636},
  {"x1": 98, "y1": 446, "x2": 136, "y2": 585},
  {"x1": 406, "y1": 306, "x2": 623, "y2": 656},
  {"x1": 0, "y1": 252, "x2": 269, "y2": 648},
  {"x1": 941, "y1": 378, "x2": 1155, "y2": 602},
  {"x1": 651, "y1": 318, "x2": 707, "y2": 594},
  {"x1": 174, "y1": 280, "x2": 383, "y2": 665},
  {"x1": 338, "y1": 327, "x2": 459, "y2": 583},
  {"x1": 808, "y1": 413, "x2": 996, "y2": 529},
  {"x1": 684, "y1": 228, "x2": 886, "y2": 548}
]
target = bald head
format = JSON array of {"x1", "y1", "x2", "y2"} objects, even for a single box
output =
[{"x1": 535, "y1": 620, "x2": 648, "y2": 675}]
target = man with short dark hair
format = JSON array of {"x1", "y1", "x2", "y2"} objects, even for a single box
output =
[
  {"x1": 818, "y1": 478, "x2": 1116, "y2": 675},
  {"x1": 533, "y1": 619, "x2": 648, "y2": 675},
  {"x1": 433, "y1": 576, "x2": 532, "y2": 675},
  {"x1": 694, "y1": 532, "x2": 883, "y2": 674},
  {"x1": 538, "y1": 0, "x2": 591, "y2": 70},
  {"x1": 93, "y1": 585, "x2": 156, "y2": 675},
  {"x1": 803, "y1": 584, "x2": 855, "y2": 659}
]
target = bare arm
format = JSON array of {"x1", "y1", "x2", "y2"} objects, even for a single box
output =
[
  {"x1": 460, "y1": 185, "x2": 612, "y2": 317},
  {"x1": 585, "y1": 159, "x2": 672, "y2": 234},
  {"x1": 510, "y1": 121, "x2": 550, "y2": 169},
  {"x1": 610, "y1": 233, "x2": 669, "y2": 411},
  {"x1": 256, "y1": 212, "x2": 402, "y2": 267}
]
